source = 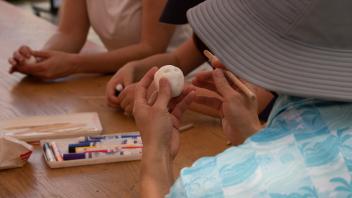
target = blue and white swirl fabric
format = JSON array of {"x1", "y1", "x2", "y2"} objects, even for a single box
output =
[{"x1": 167, "y1": 95, "x2": 352, "y2": 198}]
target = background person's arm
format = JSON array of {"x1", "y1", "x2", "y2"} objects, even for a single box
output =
[
  {"x1": 42, "y1": 0, "x2": 90, "y2": 52},
  {"x1": 8, "y1": 0, "x2": 89, "y2": 70},
  {"x1": 10, "y1": 0, "x2": 178, "y2": 79},
  {"x1": 72, "y1": 0, "x2": 177, "y2": 74}
]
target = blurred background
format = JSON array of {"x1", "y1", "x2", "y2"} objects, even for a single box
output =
[
  {"x1": 5, "y1": 0, "x2": 103, "y2": 47},
  {"x1": 6, "y1": 0, "x2": 61, "y2": 23}
]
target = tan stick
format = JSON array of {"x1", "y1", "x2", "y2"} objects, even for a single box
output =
[
  {"x1": 224, "y1": 71, "x2": 256, "y2": 101},
  {"x1": 4, "y1": 122, "x2": 75, "y2": 130},
  {"x1": 4, "y1": 123, "x2": 87, "y2": 135},
  {"x1": 179, "y1": 123, "x2": 194, "y2": 132},
  {"x1": 202, "y1": 50, "x2": 256, "y2": 101}
]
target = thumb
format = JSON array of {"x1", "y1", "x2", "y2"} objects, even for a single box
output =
[
  {"x1": 153, "y1": 78, "x2": 172, "y2": 109},
  {"x1": 31, "y1": 50, "x2": 51, "y2": 58}
]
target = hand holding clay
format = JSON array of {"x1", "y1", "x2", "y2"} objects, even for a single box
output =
[{"x1": 154, "y1": 65, "x2": 184, "y2": 97}]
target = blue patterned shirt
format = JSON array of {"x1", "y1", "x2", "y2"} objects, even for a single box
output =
[{"x1": 167, "y1": 95, "x2": 352, "y2": 197}]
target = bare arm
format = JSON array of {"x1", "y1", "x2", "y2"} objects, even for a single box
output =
[
  {"x1": 73, "y1": 0, "x2": 177, "y2": 73},
  {"x1": 42, "y1": 0, "x2": 90, "y2": 52},
  {"x1": 128, "y1": 36, "x2": 207, "y2": 78},
  {"x1": 140, "y1": 150, "x2": 174, "y2": 198},
  {"x1": 8, "y1": 0, "x2": 89, "y2": 70}
]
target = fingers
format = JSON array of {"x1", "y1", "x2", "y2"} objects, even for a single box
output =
[
  {"x1": 135, "y1": 67, "x2": 158, "y2": 105},
  {"x1": 9, "y1": 65, "x2": 17, "y2": 74},
  {"x1": 212, "y1": 69, "x2": 236, "y2": 98},
  {"x1": 153, "y1": 78, "x2": 171, "y2": 109},
  {"x1": 124, "y1": 104, "x2": 133, "y2": 114},
  {"x1": 193, "y1": 71, "x2": 213, "y2": 82},
  {"x1": 192, "y1": 71, "x2": 219, "y2": 93},
  {"x1": 168, "y1": 85, "x2": 195, "y2": 110},
  {"x1": 106, "y1": 64, "x2": 138, "y2": 109},
  {"x1": 31, "y1": 50, "x2": 51, "y2": 58},
  {"x1": 8, "y1": 57, "x2": 17, "y2": 66},
  {"x1": 192, "y1": 71, "x2": 212, "y2": 86},
  {"x1": 15, "y1": 62, "x2": 46, "y2": 74},
  {"x1": 147, "y1": 90, "x2": 158, "y2": 105},
  {"x1": 171, "y1": 90, "x2": 196, "y2": 121},
  {"x1": 106, "y1": 72, "x2": 124, "y2": 108},
  {"x1": 19, "y1": 46, "x2": 32, "y2": 59},
  {"x1": 123, "y1": 71, "x2": 134, "y2": 86},
  {"x1": 120, "y1": 87, "x2": 133, "y2": 109},
  {"x1": 193, "y1": 96, "x2": 223, "y2": 112},
  {"x1": 9, "y1": 46, "x2": 32, "y2": 69},
  {"x1": 224, "y1": 71, "x2": 256, "y2": 101},
  {"x1": 13, "y1": 50, "x2": 26, "y2": 64},
  {"x1": 203, "y1": 50, "x2": 219, "y2": 64},
  {"x1": 106, "y1": 88, "x2": 120, "y2": 108},
  {"x1": 8, "y1": 58, "x2": 18, "y2": 74},
  {"x1": 192, "y1": 79, "x2": 217, "y2": 93}
]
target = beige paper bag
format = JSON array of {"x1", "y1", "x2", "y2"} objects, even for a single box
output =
[{"x1": 0, "y1": 134, "x2": 33, "y2": 170}]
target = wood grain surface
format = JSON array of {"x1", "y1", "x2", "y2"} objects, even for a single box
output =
[{"x1": 0, "y1": 2, "x2": 228, "y2": 197}]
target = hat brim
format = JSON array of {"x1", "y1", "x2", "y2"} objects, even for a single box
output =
[{"x1": 187, "y1": 0, "x2": 352, "y2": 101}]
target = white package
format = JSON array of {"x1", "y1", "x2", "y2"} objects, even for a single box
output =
[{"x1": 0, "y1": 134, "x2": 33, "y2": 170}]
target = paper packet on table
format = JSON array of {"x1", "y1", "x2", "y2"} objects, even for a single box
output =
[{"x1": 0, "y1": 133, "x2": 33, "y2": 170}]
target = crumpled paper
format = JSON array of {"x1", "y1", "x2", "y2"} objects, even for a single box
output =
[{"x1": 0, "y1": 133, "x2": 33, "y2": 170}]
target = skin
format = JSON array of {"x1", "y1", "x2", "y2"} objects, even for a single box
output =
[
  {"x1": 8, "y1": 0, "x2": 176, "y2": 80},
  {"x1": 106, "y1": 37, "x2": 203, "y2": 108},
  {"x1": 107, "y1": 37, "x2": 274, "y2": 118},
  {"x1": 133, "y1": 67, "x2": 196, "y2": 197},
  {"x1": 134, "y1": 64, "x2": 262, "y2": 197}
]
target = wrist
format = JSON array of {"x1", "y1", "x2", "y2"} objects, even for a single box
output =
[
  {"x1": 68, "y1": 54, "x2": 82, "y2": 73},
  {"x1": 141, "y1": 147, "x2": 172, "y2": 171}
]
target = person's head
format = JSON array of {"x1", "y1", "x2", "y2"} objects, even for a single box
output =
[{"x1": 187, "y1": 0, "x2": 352, "y2": 102}]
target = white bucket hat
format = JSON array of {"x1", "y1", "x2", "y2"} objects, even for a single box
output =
[{"x1": 187, "y1": 0, "x2": 352, "y2": 101}]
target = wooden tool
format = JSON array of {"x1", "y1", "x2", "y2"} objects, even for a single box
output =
[{"x1": 203, "y1": 50, "x2": 256, "y2": 100}]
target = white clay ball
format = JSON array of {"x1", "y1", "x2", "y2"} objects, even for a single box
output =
[
  {"x1": 25, "y1": 56, "x2": 36, "y2": 65},
  {"x1": 154, "y1": 65, "x2": 184, "y2": 97}
]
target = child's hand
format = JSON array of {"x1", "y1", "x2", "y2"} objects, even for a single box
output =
[
  {"x1": 10, "y1": 50, "x2": 78, "y2": 80},
  {"x1": 8, "y1": 45, "x2": 33, "y2": 73}
]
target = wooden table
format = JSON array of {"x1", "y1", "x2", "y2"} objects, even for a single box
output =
[{"x1": 0, "y1": 1, "x2": 227, "y2": 197}]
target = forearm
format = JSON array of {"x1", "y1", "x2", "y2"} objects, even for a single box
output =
[
  {"x1": 132, "y1": 41, "x2": 207, "y2": 80},
  {"x1": 140, "y1": 147, "x2": 174, "y2": 198},
  {"x1": 133, "y1": 52, "x2": 180, "y2": 79},
  {"x1": 41, "y1": 0, "x2": 89, "y2": 53},
  {"x1": 41, "y1": 32, "x2": 87, "y2": 53},
  {"x1": 73, "y1": 42, "x2": 169, "y2": 74}
]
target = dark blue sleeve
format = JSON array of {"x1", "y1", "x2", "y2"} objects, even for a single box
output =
[{"x1": 160, "y1": 0, "x2": 205, "y2": 25}]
